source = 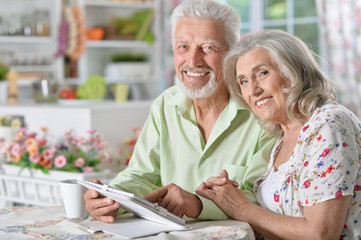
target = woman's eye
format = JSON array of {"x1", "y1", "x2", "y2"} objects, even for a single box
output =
[
  {"x1": 238, "y1": 79, "x2": 248, "y2": 85},
  {"x1": 259, "y1": 70, "x2": 269, "y2": 78}
]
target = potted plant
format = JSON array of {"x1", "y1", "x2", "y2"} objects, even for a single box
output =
[
  {"x1": 0, "y1": 127, "x2": 111, "y2": 177},
  {"x1": 104, "y1": 53, "x2": 151, "y2": 81},
  {"x1": 0, "y1": 62, "x2": 9, "y2": 104},
  {"x1": 0, "y1": 127, "x2": 112, "y2": 206}
]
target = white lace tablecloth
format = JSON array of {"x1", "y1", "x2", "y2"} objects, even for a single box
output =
[{"x1": 0, "y1": 206, "x2": 255, "y2": 240}]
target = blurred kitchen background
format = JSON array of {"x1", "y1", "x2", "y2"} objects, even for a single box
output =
[{"x1": 0, "y1": 0, "x2": 360, "y2": 166}]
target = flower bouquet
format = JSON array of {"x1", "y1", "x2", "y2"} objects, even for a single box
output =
[
  {"x1": 0, "y1": 127, "x2": 110, "y2": 174},
  {"x1": 117, "y1": 126, "x2": 140, "y2": 169}
]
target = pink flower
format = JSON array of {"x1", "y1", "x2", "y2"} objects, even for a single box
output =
[
  {"x1": 87, "y1": 129, "x2": 96, "y2": 134},
  {"x1": 29, "y1": 154, "x2": 40, "y2": 163},
  {"x1": 303, "y1": 180, "x2": 311, "y2": 189},
  {"x1": 342, "y1": 142, "x2": 347, "y2": 147},
  {"x1": 327, "y1": 165, "x2": 335, "y2": 173},
  {"x1": 83, "y1": 166, "x2": 93, "y2": 173},
  {"x1": 274, "y1": 194, "x2": 279, "y2": 202},
  {"x1": 74, "y1": 157, "x2": 85, "y2": 167},
  {"x1": 304, "y1": 161, "x2": 309, "y2": 167},
  {"x1": 354, "y1": 185, "x2": 361, "y2": 192},
  {"x1": 11, "y1": 143, "x2": 21, "y2": 156},
  {"x1": 43, "y1": 148, "x2": 55, "y2": 159},
  {"x1": 46, "y1": 159, "x2": 53, "y2": 169},
  {"x1": 118, "y1": 147, "x2": 123, "y2": 154},
  {"x1": 256, "y1": 179, "x2": 263, "y2": 185},
  {"x1": 37, "y1": 138, "x2": 47, "y2": 147},
  {"x1": 302, "y1": 125, "x2": 309, "y2": 132},
  {"x1": 321, "y1": 148, "x2": 330, "y2": 157},
  {"x1": 335, "y1": 190, "x2": 343, "y2": 198},
  {"x1": 54, "y1": 155, "x2": 67, "y2": 168}
]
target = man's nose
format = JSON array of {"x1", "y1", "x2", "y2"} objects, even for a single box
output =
[{"x1": 188, "y1": 48, "x2": 203, "y2": 67}]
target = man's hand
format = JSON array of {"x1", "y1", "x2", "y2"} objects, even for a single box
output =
[
  {"x1": 144, "y1": 183, "x2": 202, "y2": 218},
  {"x1": 84, "y1": 179, "x2": 120, "y2": 223}
]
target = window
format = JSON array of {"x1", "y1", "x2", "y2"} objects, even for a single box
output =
[{"x1": 223, "y1": 0, "x2": 320, "y2": 55}]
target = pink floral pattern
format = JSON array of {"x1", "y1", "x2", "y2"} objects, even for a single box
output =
[
  {"x1": 316, "y1": 0, "x2": 361, "y2": 118},
  {"x1": 255, "y1": 101, "x2": 361, "y2": 239}
]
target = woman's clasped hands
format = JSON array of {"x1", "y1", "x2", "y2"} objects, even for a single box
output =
[{"x1": 196, "y1": 169, "x2": 250, "y2": 222}]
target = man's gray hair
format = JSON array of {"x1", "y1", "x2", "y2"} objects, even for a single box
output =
[
  {"x1": 223, "y1": 29, "x2": 336, "y2": 137},
  {"x1": 170, "y1": 0, "x2": 241, "y2": 49}
]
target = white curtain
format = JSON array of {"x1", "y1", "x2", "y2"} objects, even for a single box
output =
[{"x1": 316, "y1": 0, "x2": 361, "y2": 118}]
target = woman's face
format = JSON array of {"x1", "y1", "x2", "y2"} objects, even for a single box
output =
[{"x1": 236, "y1": 48, "x2": 290, "y2": 125}]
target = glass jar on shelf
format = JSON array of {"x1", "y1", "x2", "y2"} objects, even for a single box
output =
[
  {"x1": 7, "y1": 14, "x2": 21, "y2": 36},
  {"x1": 21, "y1": 13, "x2": 35, "y2": 36},
  {"x1": 34, "y1": 10, "x2": 50, "y2": 36}
]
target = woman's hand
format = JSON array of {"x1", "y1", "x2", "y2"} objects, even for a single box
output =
[{"x1": 196, "y1": 169, "x2": 250, "y2": 221}]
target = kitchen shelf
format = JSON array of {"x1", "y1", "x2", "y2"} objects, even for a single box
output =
[
  {"x1": 79, "y1": 0, "x2": 161, "y2": 100},
  {"x1": 86, "y1": 40, "x2": 152, "y2": 48},
  {"x1": 12, "y1": 65, "x2": 55, "y2": 73},
  {"x1": 0, "y1": 36, "x2": 54, "y2": 44},
  {"x1": 105, "y1": 77, "x2": 157, "y2": 84},
  {"x1": 85, "y1": 0, "x2": 155, "y2": 8}
]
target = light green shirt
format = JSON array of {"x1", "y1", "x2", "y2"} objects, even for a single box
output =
[{"x1": 110, "y1": 85, "x2": 275, "y2": 220}]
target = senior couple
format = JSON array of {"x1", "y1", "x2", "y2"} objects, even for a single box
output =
[{"x1": 84, "y1": 0, "x2": 361, "y2": 239}]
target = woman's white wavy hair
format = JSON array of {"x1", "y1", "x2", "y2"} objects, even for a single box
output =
[
  {"x1": 223, "y1": 29, "x2": 336, "y2": 137},
  {"x1": 170, "y1": 0, "x2": 241, "y2": 49}
]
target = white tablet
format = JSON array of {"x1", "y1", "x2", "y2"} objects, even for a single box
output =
[{"x1": 76, "y1": 179, "x2": 191, "y2": 229}]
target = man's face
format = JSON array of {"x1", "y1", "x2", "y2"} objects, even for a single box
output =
[{"x1": 173, "y1": 18, "x2": 229, "y2": 99}]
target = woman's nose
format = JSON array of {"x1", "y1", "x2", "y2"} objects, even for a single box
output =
[{"x1": 251, "y1": 82, "x2": 262, "y2": 96}]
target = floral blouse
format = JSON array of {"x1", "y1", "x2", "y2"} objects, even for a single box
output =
[{"x1": 254, "y1": 101, "x2": 361, "y2": 239}]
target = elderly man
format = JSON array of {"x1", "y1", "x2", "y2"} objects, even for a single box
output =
[{"x1": 84, "y1": 0, "x2": 275, "y2": 223}]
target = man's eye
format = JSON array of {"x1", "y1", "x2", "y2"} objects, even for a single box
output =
[{"x1": 203, "y1": 45, "x2": 216, "y2": 53}]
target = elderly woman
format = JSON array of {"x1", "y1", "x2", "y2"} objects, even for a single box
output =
[{"x1": 196, "y1": 29, "x2": 361, "y2": 239}]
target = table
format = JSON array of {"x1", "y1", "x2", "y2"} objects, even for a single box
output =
[{"x1": 0, "y1": 206, "x2": 255, "y2": 239}]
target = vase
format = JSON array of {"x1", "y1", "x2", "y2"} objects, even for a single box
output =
[
  {"x1": 105, "y1": 62, "x2": 151, "y2": 81},
  {"x1": 0, "y1": 126, "x2": 16, "y2": 143},
  {"x1": 0, "y1": 164, "x2": 112, "y2": 207}
]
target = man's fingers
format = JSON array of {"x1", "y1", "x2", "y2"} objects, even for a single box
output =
[
  {"x1": 91, "y1": 200, "x2": 119, "y2": 218},
  {"x1": 164, "y1": 200, "x2": 177, "y2": 214},
  {"x1": 99, "y1": 215, "x2": 115, "y2": 223},
  {"x1": 171, "y1": 207, "x2": 184, "y2": 218},
  {"x1": 93, "y1": 179, "x2": 103, "y2": 184},
  {"x1": 144, "y1": 186, "x2": 169, "y2": 203}
]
